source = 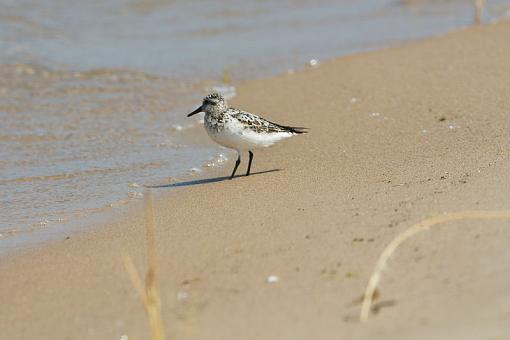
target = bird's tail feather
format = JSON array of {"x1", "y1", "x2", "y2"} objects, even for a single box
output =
[
  {"x1": 286, "y1": 126, "x2": 308, "y2": 134},
  {"x1": 268, "y1": 120, "x2": 309, "y2": 134}
]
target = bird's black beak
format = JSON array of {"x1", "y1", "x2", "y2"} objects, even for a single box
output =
[{"x1": 187, "y1": 106, "x2": 203, "y2": 117}]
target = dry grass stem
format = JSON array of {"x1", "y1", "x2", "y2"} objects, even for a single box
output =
[
  {"x1": 122, "y1": 190, "x2": 165, "y2": 340},
  {"x1": 223, "y1": 68, "x2": 231, "y2": 84},
  {"x1": 123, "y1": 252, "x2": 148, "y2": 307},
  {"x1": 360, "y1": 210, "x2": 510, "y2": 323},
  {"x1": 475, "y1": 0, "x2": 485, "y2": 25}
]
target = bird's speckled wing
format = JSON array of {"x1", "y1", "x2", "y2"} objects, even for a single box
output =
[{"x1": 229, "y1": 108, "x2": 307, "y2": 134}]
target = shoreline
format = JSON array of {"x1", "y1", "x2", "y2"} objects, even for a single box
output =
[
  {"x1": 2, "y1": 6, "x2": 506, "y2": 255},
  {"x1": 0, "y1": 19, "x2": 487, "y2": 257},
  {"x1": 2, "y1": 20, "x2": 510, "y2": 339},
  {"x1": 3, "y1": 1, "x2": 508, "y2": 246}
]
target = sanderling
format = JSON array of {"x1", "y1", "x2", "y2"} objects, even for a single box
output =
[{"x1": 187, "y1": 93, "x2": 307, "y2": 179}]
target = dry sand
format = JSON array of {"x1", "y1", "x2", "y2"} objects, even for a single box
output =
[{"x1": 2, "y1": 20, "x2": 510, "y2": 340}]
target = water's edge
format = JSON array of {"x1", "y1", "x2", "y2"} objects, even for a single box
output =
[{"x1": 2, "y1": 0, "x2": 509, "y2": 255}]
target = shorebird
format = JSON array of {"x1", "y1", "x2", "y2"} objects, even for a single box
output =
[{"x1": 187, "y1": 93, "x2": 307, "y2": 179}]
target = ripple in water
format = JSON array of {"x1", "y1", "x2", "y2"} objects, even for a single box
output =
[{"x1": 0, "y1": 64, "x2": 224, "y2": 240}]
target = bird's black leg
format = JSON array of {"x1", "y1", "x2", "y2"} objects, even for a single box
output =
[
  {"x1": 246, "y1": 151, "x2": 254, "y2": 176},
  {"x1": 230, "y1": 153, "x2": 241, "y2": 179}
]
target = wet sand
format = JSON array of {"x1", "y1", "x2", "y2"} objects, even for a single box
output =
[{"x1": 2, "y1": 20, "x2": 510, "y2": 339}]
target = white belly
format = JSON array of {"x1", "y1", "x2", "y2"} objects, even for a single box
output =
[{"x1": 206, "y1": 119, "x2": 293, "y2": 151}]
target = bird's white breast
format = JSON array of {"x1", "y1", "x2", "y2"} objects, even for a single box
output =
[{"x1": 204, "y1": 114, "x2": 292, "y2": 151}]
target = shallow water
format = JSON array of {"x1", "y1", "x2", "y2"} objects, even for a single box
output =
[{"x1": 1, "y1": 0, "x2": 509, "y2": 251}]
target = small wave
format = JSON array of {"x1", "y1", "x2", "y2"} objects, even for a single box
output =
[
  {"x1": 0, "y1": 161, "x2": 168, "y2": 185},
  {"x1": 0, "y1": 168, "x2": 115, "y2": 184},
  {"x1": 0, "y1": 134, "x2": 58, "y2": 142}
]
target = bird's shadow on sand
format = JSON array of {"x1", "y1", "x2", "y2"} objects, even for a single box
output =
[{"x1": 145, "y1": 169, "x2": 281, "y2": 189}]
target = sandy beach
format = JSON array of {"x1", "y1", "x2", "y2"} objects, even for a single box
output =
[{"x1": 2, "y1": 19, "x2": 510, "y2": 340}]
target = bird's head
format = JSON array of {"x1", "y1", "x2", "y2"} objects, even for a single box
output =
[{"x1": 187, "y1": 92, "x2": 228, "y2": 117}]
